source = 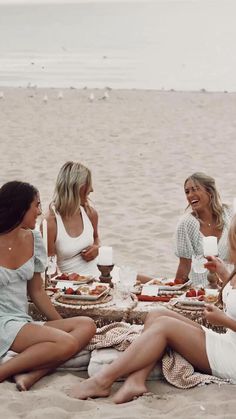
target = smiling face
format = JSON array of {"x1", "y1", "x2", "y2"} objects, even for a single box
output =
[
  {"x1": 21, "y1": 193, "x2": 42, "y2": 229},
  {"x1": 184, "y1": 179, "x2": 211, "y2": 212}
]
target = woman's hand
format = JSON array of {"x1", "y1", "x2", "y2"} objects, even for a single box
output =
[
  {"x1": 204, "y1": 256, "x2": 230, "y2": 285},
  {"x1": 175, "y1": 258, "x2": 191, "y2": 283},
  {"x1": 81, "y1": 245, "x2": 99, "y2": 262},
  {"x1": 203, "y1": 304, "x2": 226, "y2": 326},
  {"x1": 204, "y1": 256, "x2": 224, "y2": 273}
]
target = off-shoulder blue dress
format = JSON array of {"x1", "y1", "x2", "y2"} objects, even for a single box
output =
[{"x1": 0, "y1": 230, "x2": 46, "y2": 358}]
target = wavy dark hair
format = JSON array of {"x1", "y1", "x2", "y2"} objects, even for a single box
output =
[{"x1": 0, "y1": 181, "x2": 38, "y2": 234}]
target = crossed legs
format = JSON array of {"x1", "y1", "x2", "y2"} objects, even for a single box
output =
[{"x1": 70, "y1": 308, "x2": 211, "y2": 403}]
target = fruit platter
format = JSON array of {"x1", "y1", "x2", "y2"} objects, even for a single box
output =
[
  {"x1": 51, "y1": 272, "x2": 94, "y2": 286},
  {"x1": 137, "y1": 277, "x2": 191, "y2": 303},
  {"x1": 147, "y1": 277, "x2": 192, "y2": 290},
  {"x1": 171, "y1": 287, "x2": 219, "y2": 309},
  {"x1": 60, "y1": 282, "x2": 109, "y2": 301}
]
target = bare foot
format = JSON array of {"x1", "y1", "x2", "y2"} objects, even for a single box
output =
[
  {"x1": 69, "y1": 377, "x2": 111, "y2": 400},
  {"x1": 14, "y1": 369, "x2": 48, "y2": 391},
  {"x1": 14, "y1": 374, "x2": 32, "y2": 391},
  {"x1": 112, "y1": 380, "x2": 148, "y2": 404}
]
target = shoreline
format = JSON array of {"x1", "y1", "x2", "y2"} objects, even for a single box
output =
[{"x1": 1, "y1": 85, "x2": 236, "y2": 94}]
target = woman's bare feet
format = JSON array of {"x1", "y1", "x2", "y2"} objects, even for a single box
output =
[
  {"x1": 69, "y1": 377, "x2": 111, "y2": 400},
  {"x1": 14, "y1": 369, "x2": 49, "y2": 391},
  {"x1": 112, "y1": 378, "x2": 148, "y2": 404}
]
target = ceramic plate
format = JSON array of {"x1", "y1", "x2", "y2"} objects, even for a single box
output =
[
  {"x1": 61, "y1": 285, "x2": 109, "y2": 301},
  {"x1": 51, "y1": 275, "x2": 94, "y2": 286},
  {"x1": 147, "y1": 278, "x2": 192, "y2": 291}
]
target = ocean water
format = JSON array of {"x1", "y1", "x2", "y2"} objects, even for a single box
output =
[{"x1": 0, "y1": 0, "x2": 236, "y2": 91}]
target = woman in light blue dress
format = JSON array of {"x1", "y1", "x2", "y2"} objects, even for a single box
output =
[{"x1": 0, "y1": 181, "x2": 96, "y2": 391}]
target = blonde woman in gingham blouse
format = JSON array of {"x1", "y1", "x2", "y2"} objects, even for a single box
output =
[{"x1": 174, "y1": 172, "x2": 232, "y2": 287}]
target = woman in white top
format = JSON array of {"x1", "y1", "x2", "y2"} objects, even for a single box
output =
[
  {"x1": 174, "y1": 172, "x2": 232, "y2": 287},
  {"x1": 69, "y1": 215, "x2": 236, "y2": 404},
  {"x1": 46, "y1": 161, "x2": 99, "y2": 277}
]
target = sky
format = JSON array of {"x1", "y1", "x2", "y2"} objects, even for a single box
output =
[
  {"x1": 0, "y1": 0, "x2": 149, "y2": 3},
  {"x1": 0, "y1": 0, "x2": 189, "y2": 3}
]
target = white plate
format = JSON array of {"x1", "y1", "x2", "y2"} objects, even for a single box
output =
[
  {"x1": 176, "y1": 298, "x2": 206, "y2": 307},
  {"x1": 51, "y1": 275, "x2": 94, "y2": 286},
  {"x1": 147, "y1": 278, "x2": 192, "y2": 291},
  {"x1": 61, "y1": 285, "x2": 109, "y2": 301}
]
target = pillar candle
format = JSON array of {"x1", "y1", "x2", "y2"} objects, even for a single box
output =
[
  {"x1": 42, "y1": 218, "x2": 48, "y2": 256},
  {"x1": 202, "y1": 236, "x2": 218, "y2": 257},
  {"x1": 98, "y1": 246, "x2": 113, "y2": 265}
]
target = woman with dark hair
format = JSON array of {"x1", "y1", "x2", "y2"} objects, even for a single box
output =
[
  {"x1": 174, "y1": 172, "x2": 232, "y2": 287},
  {"x1": 0, "y1": 181, "x2": 96, "y2": 391}
]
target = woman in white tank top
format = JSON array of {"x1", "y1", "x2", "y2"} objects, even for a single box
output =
[{"x1": 46, "y1": 161, "x2": 100, "y2": 277}]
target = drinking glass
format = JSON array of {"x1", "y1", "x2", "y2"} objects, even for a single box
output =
[
  {"x1": 192, "y1": 255, "x2": 207, "y2": 274},
  {"x1": 114, "y1": 265, "x2": 137, "y2": 307},
  {"x1": 119, "y1": 265, "x2": 137, "y2": 288},
  {"x1": 47, "y1": 255, "x2": 57, "y2": 276}
]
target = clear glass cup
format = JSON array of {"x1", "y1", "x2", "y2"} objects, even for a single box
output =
[
  {"x1": 47, "y1": 255, "x2": 57, "y2": 275},
  {"x1": 119, "y1": 265, "x2": 137, "y2": 288},
  {"x1": 114, "y1": 265, "x2": 137, "y2": 307},
  {"x1": 192, "y1": 255, "x2": 207, "y2": 274}
]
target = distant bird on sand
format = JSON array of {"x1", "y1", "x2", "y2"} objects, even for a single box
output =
[
  {"x1": 0, "y1": 91, "x2": 5, "y2": 99},
  {"x1": 43, "y1": 95, "x2": 48, "y2": 103},
  {"x1": 89, "y1": 92, "x2": 95, "y2": 102},
  {"x1": 57, "y1": 91, "x2": 63, "y2": 100},
  {"x1": 101, "y1": 90, "x2": 109, "y2": 100}
]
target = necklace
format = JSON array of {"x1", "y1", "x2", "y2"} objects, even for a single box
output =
[
  {"x1": 197, "y1": 216, "x2": 213, "y2": 227},
  {"x1": 0, "y1": 237, "x2": 17, "y2": 251}
]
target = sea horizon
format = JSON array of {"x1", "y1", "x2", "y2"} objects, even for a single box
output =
[{"x1": 0, "y1": 0, "x2": 236, "y2": 91}]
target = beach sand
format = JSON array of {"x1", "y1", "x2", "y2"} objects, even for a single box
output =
[{"x1": 0, "y1": 87, "x2": 235, "y2": 418}]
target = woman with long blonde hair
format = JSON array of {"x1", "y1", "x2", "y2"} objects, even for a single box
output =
[
  {"x1": 46, "y1": 161, "x2": 99, "y2": 276},
  {"x1": 174, "y1": 172, "x2": 232, "y2": 287}
]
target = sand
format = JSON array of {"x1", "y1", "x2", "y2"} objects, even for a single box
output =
[{"x1": 0, "y1": 87, "x2": 235, "y2": 418}]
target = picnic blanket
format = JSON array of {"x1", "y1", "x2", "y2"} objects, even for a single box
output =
[{"x1": 86, "y1": 322, "x2": 230, "y2": 388}]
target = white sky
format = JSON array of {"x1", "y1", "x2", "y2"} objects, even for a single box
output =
[
  {"x1": 0, "y1": 0, "x2": 148, "y2": 3},
  {"x1": 0, "y1": 0, "x2": 185, "y2": 3}
]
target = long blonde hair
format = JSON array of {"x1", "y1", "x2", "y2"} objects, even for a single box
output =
[
  {"x1": 52, "y1": 161, "x2": 92, "y2": 217},
  {"x1": 184, "y1": 172, "x2": 226, "y2": 229}
]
